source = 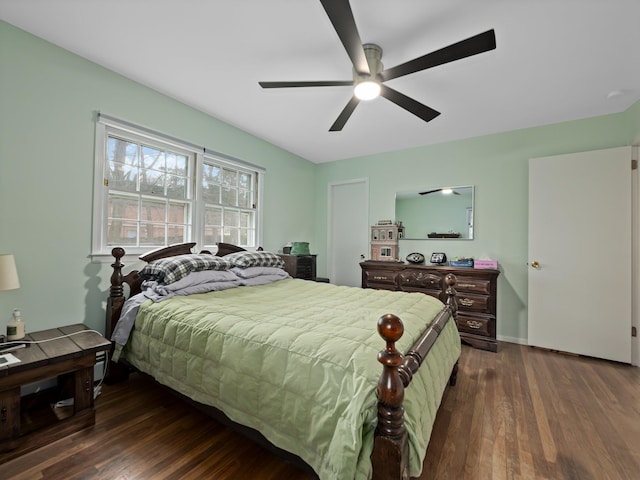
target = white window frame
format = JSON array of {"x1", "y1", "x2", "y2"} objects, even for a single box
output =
[{"x1": 91, "y1": 115, "x2": 264, "y2": 262}]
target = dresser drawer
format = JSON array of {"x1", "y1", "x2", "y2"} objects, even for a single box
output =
[
  {"x1": 455, "y1": 276, "x2": 491, "y2": 295},
  {"x1": 398, "y1": 270, "x2": 442, "y2": 289},
  {"x1": 456, "y1": 314, "x2": 494, "y2": 337},
  {"x1": 364, "y1": 270, "x2": 397, "y2": 286},
  {"x1": 456, "y1": 293, "x2": 491, "y2": 313}
]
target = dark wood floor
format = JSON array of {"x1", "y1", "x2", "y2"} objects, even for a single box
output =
[{"x1": 1, "y1": 342, "x2": 638, "y2": 479}]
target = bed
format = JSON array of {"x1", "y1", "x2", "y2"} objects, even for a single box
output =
[{"x1": 105, "y1": 243, "x2": 461, "y2": 480}]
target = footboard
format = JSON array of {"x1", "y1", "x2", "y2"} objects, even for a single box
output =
[{"x1": 372, "y1": 274, "x2": 458, "y2": 480}]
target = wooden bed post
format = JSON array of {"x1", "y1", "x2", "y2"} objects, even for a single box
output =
[
  {"x1": 444, "y1": 273, "x2": 459, "y2": 386},
  {"x1": 105, "y1": 247, "x2": 125, "y2": 340},
  {"x1": 104, "y1": 247, "x2": 133, "y2": 384},
  {"x1": 372, "y1": 313, "x2": 409, "y2": 480},
  {"x1": 372, "y1": 274, "x2": 459, "y2": 478}
]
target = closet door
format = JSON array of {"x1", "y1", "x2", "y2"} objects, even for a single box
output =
[
  {"x1": 328, "y1": 178, "x2": 369, "y2": 287},
  {"x1": 528, "y1": 146, "x2": 632, "y2": 363}
]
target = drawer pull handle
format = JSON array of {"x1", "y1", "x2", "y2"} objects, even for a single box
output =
[
  {"x1": 467, "y1": 320, "x2": 482, "y2": 329},
  {"x1": 459, "y1": 298, "x2": 474, "y2": 307},
  {"x1": 458, "y1": 283, "x2": 476, "y2": 289},
  {"x1": 1, "y1": 406, "x2": 6, "y2": 423}
]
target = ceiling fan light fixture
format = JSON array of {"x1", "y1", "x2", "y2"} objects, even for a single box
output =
[
  {"x1": 441, "y1": 188, "x2": 454, "y2": 195},
  {"x1": 354, "y1": 80, "x2": 380, "y2": 100}
]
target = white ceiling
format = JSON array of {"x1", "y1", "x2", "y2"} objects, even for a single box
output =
[{"x1": 2, "y1": 0, "x2": 639, "y2": 163}]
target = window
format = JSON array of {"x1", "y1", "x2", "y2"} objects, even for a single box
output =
[
  {"x1": 92, "y1": 115, "x2": 264, "y2": 260},
  {"x1": 201, "y1": 155, "x2": 257, "y2": 247}
]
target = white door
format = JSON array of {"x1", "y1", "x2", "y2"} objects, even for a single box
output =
[
  {"x1": 328, "y1": 179, "x2": 369, "y2": 287},
  {"x1": 528, "y1": 146, "x2": 632, "y2": 363}
]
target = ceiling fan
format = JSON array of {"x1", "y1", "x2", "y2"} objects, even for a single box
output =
[{"x1": 259, "y1": 0, "x2": 496, "y2": 132}]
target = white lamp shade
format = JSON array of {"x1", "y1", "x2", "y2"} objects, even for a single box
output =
[{"x1": 0, "y1": 255, "x2": 20, "y2": 291}]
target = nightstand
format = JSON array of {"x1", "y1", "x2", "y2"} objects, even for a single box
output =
[
  {"x1": 278, "y1": 254, "x2": 317, "y2": 280},
  {"x1": 0, "y1": 324, "x2": 110, "y2": 461}
]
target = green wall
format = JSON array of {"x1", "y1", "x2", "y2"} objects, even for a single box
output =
[
  {"x1": 314, "y1": 104, "x2": 640, "y2": 343},
  {"x1": 0, "y1": 21, "x2": 316, "y2": 333}
]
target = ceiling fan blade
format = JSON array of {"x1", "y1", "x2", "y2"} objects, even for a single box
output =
[
  {"x1": 320, "y1": 0, "x2": 370, "y2": 75},
  {"x1": 381, "y1": 29, "x2": 496, "y2": 81},
  {"x1": 329, "y1": 96, "x2": 360, "y2": 132},
  {"x1": 259, "y1": 80, "x2": 353, "y2": 88},
  {"x1": 419, "y1": 189, "x2": 441, "y2": 195},
  {"x1": 379, "y1": 85, "x2": 440, "y2": 123}
]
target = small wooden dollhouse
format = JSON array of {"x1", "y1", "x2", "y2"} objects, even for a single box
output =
[{"x1": 370, "y1": 222, "x2": 404, "y2": 261}]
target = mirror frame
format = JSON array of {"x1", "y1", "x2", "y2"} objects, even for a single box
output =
[{"x1": 395, "y1": 185, "x2": 474, "y2": 240}]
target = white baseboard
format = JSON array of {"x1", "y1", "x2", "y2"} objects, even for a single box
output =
[{"x1": 497, "y1": 335, "x2": 528, "y2": 345}]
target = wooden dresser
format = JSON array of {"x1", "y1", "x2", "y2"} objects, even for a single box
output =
[{"x1": 360, "y1": 261, "x2": 500, "y2": 352}]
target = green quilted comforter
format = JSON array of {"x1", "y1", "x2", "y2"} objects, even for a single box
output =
[{"x1": 123, "y1": 278, "x2": 461, "y2": 480}]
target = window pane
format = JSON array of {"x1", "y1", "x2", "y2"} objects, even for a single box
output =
[
  {"x1": 107, "y1": 220, "x2": 137, "y2": 246},
  {"x1": 140, "y1": 198, "x2": 165, "y2": 222},
  {"x1": 139, "y1": 222, "x2": 166, "y2": 245},
  {"x1": 224, "y1": 210, "x2": 239, "y2": 227},
  {"x1": 203, "y1": 163, "x2": 221, "y2": 183},
  {"x1": 238, "y1": 190, "x2": 251, "y2": 208},
  {"x1": 108, "y1": 162, "x2": 139, "y2": 192},
  {"x1": 222, "y1": 168, "x2": 237, "y2": 188},
  {"x1": 108, "y1": 137, "x2": 138, "y2": 167},
  {"x1": 166, "y1": 174, "x2": 187, "y2": 199},
  {"x1": 222, "y1": 186, "x2": 236, "y2": 206},
  {"x1": 205, "y1": 206, "x2": 222, "y2": 226},
  {"x1": 139, "y1": 169, "x2": 165, "y2": 196},
  {"x1": 239, "y1": 172, "x2": 251, "y2": 190},
  {"x1": 108, "y1": 196, "x2": 138, "y2": 221},
  {"x1": 204, "y1": 226, "x2": 221, "y2": 245},
  {"x1": 239, "y1": 229, "x2": 249, "y2": 245},
  {"x1": 141, "y1": 146, "x2": 165, "y2": 171},
  {"x1": 166, "y1": 153, "x2": 187, "y2": 176},
  {"x1": 167, "y1": 224, "x2": 187, "y2": 245},
  {"x1": 168, "y1": 202, "x2": 188, "y2": 224},
  {"x1": 239, "y1": 211, "x2": 252, "y2": 228},
  {"x1": 223, "y1": 228, "x2": 239, "y2": 244},
  {"x1": 203, "y1": 184, "x2": 220, "y2": 204}
]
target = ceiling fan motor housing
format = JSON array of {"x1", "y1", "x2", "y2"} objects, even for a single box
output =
[{"x1": 355, "y1": 43, "x2": 383, "y2": 83}]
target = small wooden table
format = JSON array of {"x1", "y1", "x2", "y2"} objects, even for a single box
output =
[{"x1": 0, "y1": 324, "x2": 110, "y2": 461}]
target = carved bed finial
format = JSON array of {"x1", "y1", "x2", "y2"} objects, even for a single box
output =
[
  {"x1": 372, "y1": 314, "x2": 409, "y2": 480},
  {"x1": 109, "y1": 247, "x2": 125, "y2": 299},
  {"x1": 444, "y1": 273, "x2": 458, "y2": 316}
]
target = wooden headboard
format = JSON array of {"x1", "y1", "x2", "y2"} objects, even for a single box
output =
[{"x1": 105, "y1": 243, "x2": 197, "y2": 340}]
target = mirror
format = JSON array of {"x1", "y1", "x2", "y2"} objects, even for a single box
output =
[{"x1": 395, "y1": 186, "x2": 474, "y2": 240}]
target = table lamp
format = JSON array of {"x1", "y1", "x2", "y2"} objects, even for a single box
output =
[
  {"x1": 0, "y1": 254, "x2": 20, "y2": 344},
  {"x1": 0, "y1": 254, "x2": 20, "y2": 292}
]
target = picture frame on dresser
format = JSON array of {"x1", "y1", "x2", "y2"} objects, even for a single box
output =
[{"x1": 361, "y1": 261, "x2": 500, "y2": 352}]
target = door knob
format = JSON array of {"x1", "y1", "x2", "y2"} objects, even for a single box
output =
[{"x1": 530, "y1": 260, "x2": 540, "y2": 269}]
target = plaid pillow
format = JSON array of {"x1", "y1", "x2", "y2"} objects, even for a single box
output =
[
  {"x1": 225, "y1": 251, "x2": 285, "y2": 269},
  {"x1": 139, "y1": 254, "x2": 231, "y2": 285}
]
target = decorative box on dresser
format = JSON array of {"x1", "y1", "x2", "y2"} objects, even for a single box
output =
[{"x1": 360, "y1": 261, "x2": 500, "y2": 352}]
